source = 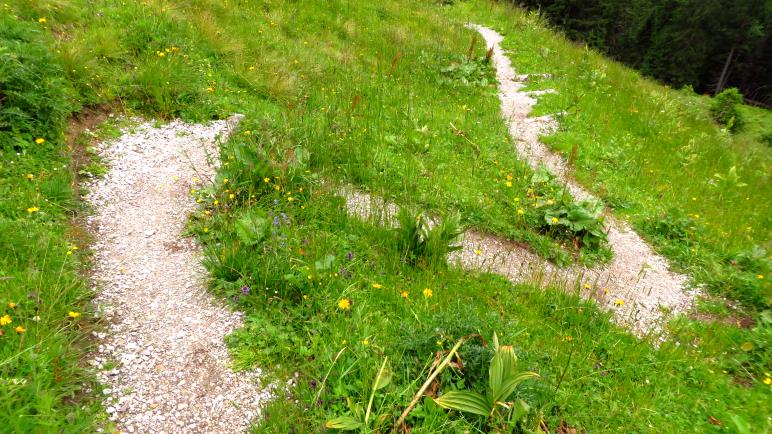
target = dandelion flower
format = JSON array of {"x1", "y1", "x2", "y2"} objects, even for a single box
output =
[
  {"x1": 26, "y1": 174, "x2": 34, "y2": 180},
  {"x1": 423, "y1": 288, "x2": 433, "y2": 298},
  {"x1": 203, "y1": 227, "x2": 209, "y2": 233},
  {"x1": 38, "y1": 17, "x2": 46, "y2": 23},
  {"x1": 362, "y1": 339, "x2": 369, "y2": 346},
  {"x1": 337, "y1": 298, "x2": 351, "y2": 310},
  {"x1": 8, "y1": 302, "x2": 16, "y2": 309},
  {"x1": 0, "y1": 315, "x2": 11, "y2": 326},
  {"x1": 207, "y1": 87, "x2": 214, "y2": 92},
  {"x1": 474, "y1": 249, "x2": 482, "y2": 255},
  {"x1": 565, "y1": 335, "x2": 573, "y2": 342},
  {"x1": 372, "y1": 283, "x2": 382, "y2": 289},
  {"x1": 27, "y1": 207, "x2": 40, "y2": 213},
  {"x1": 517, "y1": 209, "x2": 525, "y2": 215},
  {"x1": 757, "y1": 274, "x2": 764, "y2": 279},
  {"x1": 764, "y1": 377, "x2": 772, "y2": 385},
  {"x1": 614, "y1": 298, "x2": 624, "y2": 306},
  {"x1": 400, "y1": 291, "x2": 409, "y2": 298},
  {"x1": 551, "y1": 217, "x2": 559, "y2": 224},
  {"x1": 506, "y1": 181, "x2": 512, "y2": 187},
  {"x1": 68, "y1": 311, "x2": 80, "y2": 319},
  {"x1": 15, "y1": 325, "x2": 26, "y2": 334},
  {"x1": 229, "y1": 194, "x2": 235, "y2": 199},
  {"x1": 584, "y1": 283, "x2": 590, "y2": 289}
]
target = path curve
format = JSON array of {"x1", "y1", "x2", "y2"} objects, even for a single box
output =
[
  {"x1": 86, "y1": 116, "x2": 268, "y2": 433},
  {"x1": 341, "y1": 25, "x2": 699, "y2": 335}
]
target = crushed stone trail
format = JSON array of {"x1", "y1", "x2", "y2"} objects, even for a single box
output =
[
  {"x1": 341, "y1": 25, "x2": 698, "y2": 335},
  {"x1": 86, "y1": 116, "x2": 268, "y2": 433}
]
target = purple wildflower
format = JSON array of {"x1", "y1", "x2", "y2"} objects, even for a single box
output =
[{"x1": 241, "y1": 285, "x2": 250, "y2": 295}]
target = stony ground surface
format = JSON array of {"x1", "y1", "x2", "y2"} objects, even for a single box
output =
[
  {"x1": 341, "y1": 25, "x2": 699, "y2": 335},
  {"x1": 85, "y1": 116, "x2": 269, "y2": 433}
]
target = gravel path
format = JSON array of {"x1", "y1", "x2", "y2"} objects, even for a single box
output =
[
  {"x1": 340, "y1": 25, "x2": 698, "y2": 335},
  {"x1": 85, "y1": 116, "x2": 268, "y2": 433}
]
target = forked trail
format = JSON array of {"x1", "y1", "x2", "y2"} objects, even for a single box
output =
[
  {"x1": 86, "y1": 116, "x2": 268, "y2": 433},
  {"x1": 342, "y1": 25, "x2": 698, "y2": 335}
]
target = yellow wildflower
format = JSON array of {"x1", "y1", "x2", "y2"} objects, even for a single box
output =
[
  {"x1": 207, "y1": 87, "x2": 214, "y2": 92},
  {"x1": 0, "y1": 315, "x2": 11, "y2": 326},
  {"x1": 517, "y1": 209, "x2": 525, "y2": 215},
  {"x1": 584, "y1": 283, "x2": 590, "y2": 289},
  {"x1": 264, "y1": 177, "x2": 270, "y2": 183},
  {"x1": 551, "y1": 217, "x2": 559, "y2": 224},
  {"x1": 615, "y1": 298, "x2": 624, "y2": 306},
  {"x1": 274, "y1": 184, "x2": 280, "y2": 190},
  {"x1": 203, "y1": 227, "x2": 209, "y2": 233},
  {"x1": 757, "y1": 274, "x2": 764, "y2": 279},
  {"x1": 337, "y1": 298, "x2": 351, "y2": 310},
  {"x1": 68, "y1": 311, "x2": 80, "y2": 319},
  {"x1": 229, "y1": 194, "x2": 235, "y2": 199},
  {"x1": 400, "y1": 291, "x2": 409, "y2": 299},
  {"x1": 27, "y1": 207, "x2": 39, "y2": 213},
  {"x1": 38, "y1": 17, "x2": 46, "y2": 23},
  {"x1": 213, "y1": 200, "x2": 219, "y2": 206},
  {"x1": 223, "y1": 178, "x2": 229, "y2": 184},
  {"x1": 474, "y1": 249, "x2": 482, "y2": 255},
  {"x1": 506, "y1": 181, "x2": 513, "y2": 187},
  {"x1": 26, "y1": 174, "x2": 34, "y2": 180},
  {"x1": 565, "y1": 335, "x2": 573, "y2": 342},
  {"x1": 764, "y1": 377, "x2": 771, "y2": 385},
  {"x1": 423, "y1": 288, "x2": 433, "y2": 298},
  {"x1": 15, "y1": 325, "x2": 26, "y2": 334},
  {"x1": 8, "y1": 302, "x2": 16, "y2": 309},
  {"x1": 362, "y1": 339, "x2": 369, "y2": 346},
  {"x1": 372, "y1": 283, "x2": 382, "y2": 289}
]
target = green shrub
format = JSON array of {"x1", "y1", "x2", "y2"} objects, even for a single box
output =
[
  {"x1": 0, "y1": 15, "x2": 73, "y2": 151},
  {"x1": 710, "y1": 87, "x2": 744, "y2": 132},
  {"x1": 394, "y1": 209, "x2": 463, "y2": 267}
]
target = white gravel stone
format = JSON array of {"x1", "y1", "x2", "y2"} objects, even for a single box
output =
[{"x1": 85, "y1": 116, "x2": 270, "y2": 433}]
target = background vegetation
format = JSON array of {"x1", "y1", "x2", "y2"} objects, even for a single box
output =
[{"x1": 1, "y1": 0, "x2": 770, "y2": 432}]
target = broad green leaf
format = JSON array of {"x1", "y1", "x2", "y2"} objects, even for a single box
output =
[
  {"x1": 509, "y1": 399, "x2": 531, "y2": 423},
  {"x1": 492, "y1": 371, "x2": 540, "y2": 403},
  {"x1": 325, "y1": 416, "x2": 363, "y2": 430},
  {"x1": 314, "y1": 254, "x2": 336, "y2": 272},
  {"x1": 489, "y1": 345, "x2": 517, "y2": 396},
  {"x1": 374, "y1": 365, "x2": 392, "y2": 390},
  {"x1": 730, "y1": 414, "x2": 752, "y2": 434},
  {"x1": 234, "y1": 210, "x2": 268, "y2": 246},
  {"x1": 434, "y1": 391, "x2": 491, "y2": 417}
]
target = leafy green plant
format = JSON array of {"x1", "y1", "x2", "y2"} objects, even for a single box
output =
[
  {"x1": 325, "y1": 357, "x2": 393, "y2": 431},
  {"x1": 433, "y1": 333, "x2": 539, "y2": 427},
  {"x1": 526, "y1": 168, "x2": 608, "y2": 252},
  {"x1": 0, "y1": 15, "x2": 73, "y2": 151},
  {"x1": 234, "y1": 209, "x2": 269, "y2": 246},
  {"x1": 439, "y1": 55, "x2": 494, "y2": 87},
  {"x1": 710, "y1": 87, "x2": 744, "y2": 132},
  {"x1": 395, "y1": 209, "x2": 463, "y2": 266}
]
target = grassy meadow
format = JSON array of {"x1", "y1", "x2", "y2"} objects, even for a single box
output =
[{"x1": 1, "y1": 0, "x2": 770, "y2": 432}]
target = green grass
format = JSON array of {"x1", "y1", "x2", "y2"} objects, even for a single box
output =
[
  {"x1": 446, "y1": 1, "x2": 771, "y2": 311},
  {"x1": 191, "y1": 153, "x2": 770, "y2": 432},
  {"x1": 2, "y1": 0, "x2": 771, "y2": 432},
  {"x1": 0, "y1": 15, "x2": 101, "y2": 431}
]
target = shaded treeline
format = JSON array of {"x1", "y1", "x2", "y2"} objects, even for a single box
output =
[{"x1": 512, "y1": 0, "x2": 772, "y2": 104}]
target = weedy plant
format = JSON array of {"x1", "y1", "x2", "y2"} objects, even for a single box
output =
[
  {"x1": 710, "y1": 87, "x2": 744, "y2": 132},
  {"x1": 395, "y1": 209, "x2": 464, "y2": 267},
  {"x1": 433, "y1": 333, "x2": 540, "y2": 429}
]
